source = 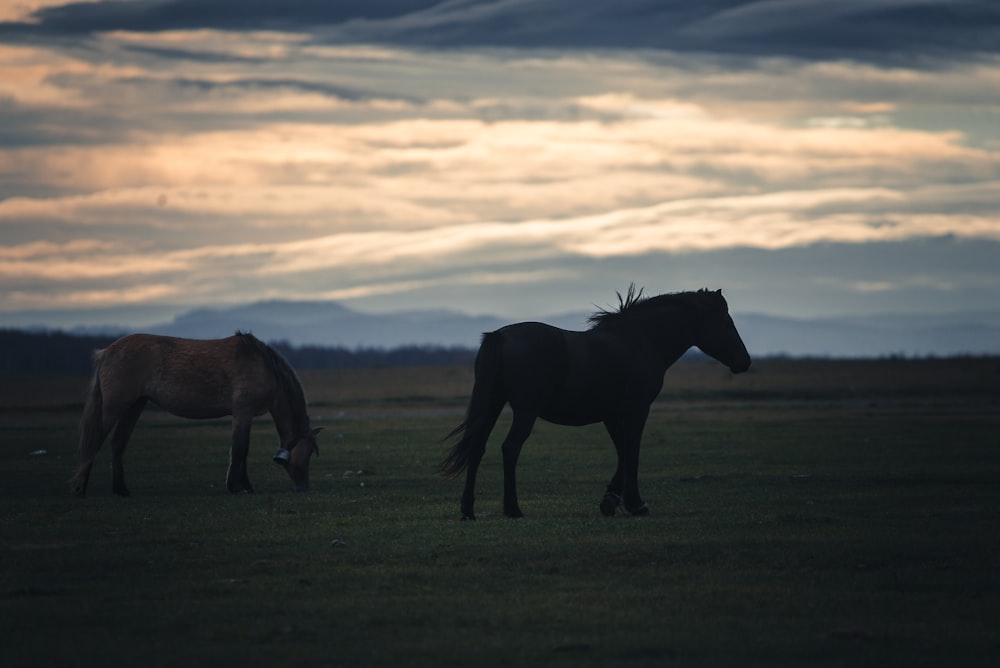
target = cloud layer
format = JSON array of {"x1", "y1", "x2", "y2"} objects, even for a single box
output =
[{"x1": 0, "y1": 1, "x2": 998, "y2": 324}]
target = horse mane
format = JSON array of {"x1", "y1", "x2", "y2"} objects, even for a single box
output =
[
  {"x1": 587, "y1": 283, "x2": 645, "y2": 326},
  {"x1": 236, "y1": 331, "x2": 311, "y2": 433},
  {"x1": 588, "y1": 286, "x2": 716, "y2": 329}
]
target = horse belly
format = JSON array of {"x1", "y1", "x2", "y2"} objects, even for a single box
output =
[
  {"x1": 537, "y1": 382, "x2": 610, "y2": 426},
  {"x1": 144, "y1": 369, "x2": 247, "y2": 420},
  {"x1": 547, "y1": 391, "x2": 618, "y2": 425},
  {"x1": 541, "y1": 409, "x2": 602, "y2": 427},
  {"x1": 150, "y1": 394, "x2": 233, "y2": 420}
]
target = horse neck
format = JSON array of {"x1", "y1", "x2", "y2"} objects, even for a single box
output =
[
  {"x1": 270, "y1": 379, "x2": 310, "y2": 447},
  {"x1": 624, "y1": 306, "x2": 698, "y2": 369}
]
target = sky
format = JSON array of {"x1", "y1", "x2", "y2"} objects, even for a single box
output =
[{"x1": 1, "y1": 0, "x2": 999, "y2": 330}]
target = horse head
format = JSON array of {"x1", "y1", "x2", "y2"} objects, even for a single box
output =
[
  {"x1": 273, "y1": 427, "x2": 322, "y2": 491},
  {"x1": 693, "y1": 290, "x2": 751, "y2": 374}
]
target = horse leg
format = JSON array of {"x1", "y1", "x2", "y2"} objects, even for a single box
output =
[
  {"x1": 600, "y1": 418, "x2": 626, "y2": 516},
  {"x1": 455, "y1": 402, "x2": 507, "y2": 521},
  {"x1": 607, "y1": 410, "x2": 650, "y2": 516},
  {"x1": 622, "y1": 410, "x2": 651, "y2": 516},
  {"x1": 621, "y1": 443, "x2": 649, "y2": 516},
  {"x1": 227, "y1": 417, "x2": 254, "y2": 494},
  {"x1": 73, "y1": 416, "x2": 114, "y2": 497},
  {"x1": 110, "y1": 398, "x2": 147, "y2": 497},
  {"x1": 462, "y1": 411, "x2": 535, "y2": 520},
  {"x1": 72, "y1": 369, "x2": 115, "y2": 497},
  {"x1": 457, "y1": 411, "x2": 502, "y2": 520},
  {"x1": 460, "y1": 459, "x2": 481, "y2": 521},
  {"x1": 501, "y1": 412, "x2": 536, "y2": 519}
]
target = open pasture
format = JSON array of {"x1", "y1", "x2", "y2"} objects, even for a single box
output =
[{"x1": 1, "y1": 357, "x2": 999, "y2": 666}]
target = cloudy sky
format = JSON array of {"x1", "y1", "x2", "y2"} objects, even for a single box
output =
[{"x1": 1, "y1": 0, "x2": 998, "y2": 329}]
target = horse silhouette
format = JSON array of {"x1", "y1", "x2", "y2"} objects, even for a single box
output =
[{"x1": 441, "y1": 287, "x2": 751, "y2": 520}]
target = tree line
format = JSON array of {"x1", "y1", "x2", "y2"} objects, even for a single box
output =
[{"x1": 0, "y1": 329, "x2": 476, "y2": 375}]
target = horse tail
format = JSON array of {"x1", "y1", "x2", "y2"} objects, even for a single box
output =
[
  {"x1": 439, "y1": 331, "x2": 507, "y2": 478},
  {"x1": 71, "y1": 348, "x2": 108, "y2": 495}
]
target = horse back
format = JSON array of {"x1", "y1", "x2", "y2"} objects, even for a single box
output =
[
  {"x1": 99, "y1": 333, "x2": 274, "y2": 419},
  {"x1": 491, "y1": 322, "x2": 661, "y2": 425}
]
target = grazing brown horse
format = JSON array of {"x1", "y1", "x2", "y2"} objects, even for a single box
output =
[
  {"x1": 441, "y1": 287, "x2": 751, "y2": 520},
  {"x1": 71, "y1": 332, "x2": 321, "y2": 496}
]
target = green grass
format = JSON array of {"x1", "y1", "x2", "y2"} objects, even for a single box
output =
[{"x1": 1, "y1": 360, "x2": 999, "y2": 667}]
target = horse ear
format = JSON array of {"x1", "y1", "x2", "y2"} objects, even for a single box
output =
[{"x1": 693, "y1": 289, "x2": 724, "y2": 314}]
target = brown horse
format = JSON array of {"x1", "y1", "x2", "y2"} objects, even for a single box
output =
[{"x1": 71, "y1": 332, "x2": 321, "y2": 496}]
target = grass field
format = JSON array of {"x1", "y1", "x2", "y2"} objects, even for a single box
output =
[{"x1": 1, "y1": 357, "x2": 999, "y2": 667}]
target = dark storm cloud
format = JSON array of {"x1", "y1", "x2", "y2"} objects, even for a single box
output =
[
  {"x1": 0, "y1": 70, "x2": 416, "y2": 156},
  {"x1": 116, "y1": 74, "x2": 423, "y2": 104},
  {"x1": 6, "y1": 0, "x2": 439, "y2": 35},
  {"x1": 3, "y1": 1, "x2": 999, "y2": 66}
]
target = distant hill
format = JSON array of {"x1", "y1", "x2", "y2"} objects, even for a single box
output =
[
  {"x1": 737, "y1": 311, "x2": 1000, "y2": 357},
  {"x1": 144, "y1": 300, "x2": 592, "y2": 349},
  {"x1": 4, "y1": 299, "x2": 1000, "y2": 359},
  {"x1": 143, "y1": 300, "x2": 1000, "y2": 357}
]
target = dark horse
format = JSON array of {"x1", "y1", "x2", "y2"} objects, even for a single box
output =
[
  {"x1": 71, "y1": 332, "x2": 321, "y2": 496},
  {"x1": 440, "y1": 287, "x2": 751, "y2": 520}
]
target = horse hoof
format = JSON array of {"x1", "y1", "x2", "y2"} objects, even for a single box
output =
[
  {"x1": 461, "y1": 513, "x2": 476, "y2": 521},
  {"x1": 505, "y1": 509, "x2": 525, "y2": 519},
  {"x1": 627, "y1": 503, "x2": 650, "y2": 516},
  {"x1": 600, "y1": 492, "x2": 621, "y2": 517}
]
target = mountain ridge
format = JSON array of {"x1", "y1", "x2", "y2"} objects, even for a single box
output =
[
  {"x1": 143, "y1": 300, "x2": 1000, "y2": 357},
  {"x1": 5, "y1": 299, "x2": 999, "y2": 357}
]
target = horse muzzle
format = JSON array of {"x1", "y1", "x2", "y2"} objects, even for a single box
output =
[{"x1": 730, "y1": 359, "x2": 752, "y2": 374}]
